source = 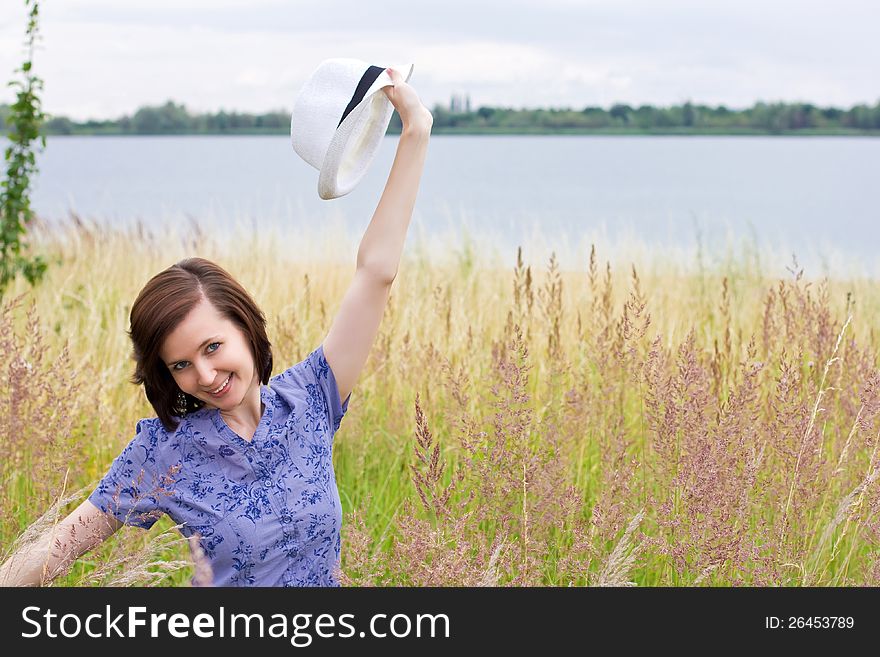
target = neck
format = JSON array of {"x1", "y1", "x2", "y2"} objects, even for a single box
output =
[{"x1": 219, "y1": 385, "x2": 264, "y2": 429}]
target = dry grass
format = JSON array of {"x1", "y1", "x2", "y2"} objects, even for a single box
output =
[{"x1": 2, "y1": 213, "x2": 880, "y2": 586}]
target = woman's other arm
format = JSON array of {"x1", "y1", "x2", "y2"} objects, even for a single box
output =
[{"x1": 0, "y1": 499, "x2": 121, "y2": 586}]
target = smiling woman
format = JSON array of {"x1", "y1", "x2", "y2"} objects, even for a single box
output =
[
  {"x1": 0, "y1": 65, "x2": 432, "y2": 587},
  {"x1": 80, "y1": 255, "x2": 356, "y2": 584}
]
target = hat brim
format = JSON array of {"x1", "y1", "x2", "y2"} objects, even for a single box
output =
[{"x1": 318, "y1": 63, "x2": 414, "y2": 200}]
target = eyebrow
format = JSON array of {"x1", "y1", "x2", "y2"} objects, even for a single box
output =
[{"x1": 164, "y1": 335, "x2": 222, "y2": 366}]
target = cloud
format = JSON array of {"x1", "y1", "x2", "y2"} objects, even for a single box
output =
[{"x1": 1, "y1": 1, "x2": 878, "y2": 119}]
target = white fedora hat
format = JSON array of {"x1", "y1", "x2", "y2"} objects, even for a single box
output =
[{"x1": 290, "y1": 58, "x2": 414, "y2": 200}]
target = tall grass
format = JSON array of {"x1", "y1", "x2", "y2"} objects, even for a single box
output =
[{"x1": 2, "y1": 212, "x2": 879, "y2": 586}]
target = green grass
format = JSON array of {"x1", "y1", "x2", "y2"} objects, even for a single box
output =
[{"x1": 2, "y1": 213, "x2": 880, "y2": 586}]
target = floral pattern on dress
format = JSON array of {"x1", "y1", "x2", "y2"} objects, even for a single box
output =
[{"x1": 88, "y1": 344, "x2": 350, "y2": 586}]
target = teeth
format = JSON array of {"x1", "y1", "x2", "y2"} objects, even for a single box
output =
[{"x1": 212, "y1": 375, "x2": 230, "y2": 394}]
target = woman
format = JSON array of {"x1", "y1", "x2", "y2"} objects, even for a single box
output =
[{"x1": 0, "y1": 68, "x2": 432, "y2": 586}]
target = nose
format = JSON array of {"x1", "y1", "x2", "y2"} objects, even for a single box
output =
[{"x1": 194, "y1": 359, "x2": 217, "y2": 389}]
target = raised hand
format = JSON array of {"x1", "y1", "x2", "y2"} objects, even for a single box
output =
[{"x1": 382, "y1": 67, "x2": 433, "y2": 133}]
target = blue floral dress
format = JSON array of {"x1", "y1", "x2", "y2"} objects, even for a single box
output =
[{"x1": 88, "y1": 344, "x2": 351, "y2": 586}]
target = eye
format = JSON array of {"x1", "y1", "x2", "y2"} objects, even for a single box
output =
[{"x1": 171, "y1": 342, "x2": 220, "y2": 372}]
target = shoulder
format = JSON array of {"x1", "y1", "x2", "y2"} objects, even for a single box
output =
[
  {"x1": 119, "y1": 417, "x2": 166, "y2": 468},
  {"x1": 269, "y1": 345, "x2": 335, "y2": 416},
  {"x1": 269, "y1": 345, "x2": 327, "y2": 398},
  {"x1": 128, "y1": 414, "x2": 195, "y2": 467},
  {"x1": 134, "y1": 415, "x2": 183, "y2": 445},
  {"x1": 269, "y1": 344, "x2": 349, "y2": 432},
  {"x1": 134, "y1": 416, "x2": 164, "y2": 438}
]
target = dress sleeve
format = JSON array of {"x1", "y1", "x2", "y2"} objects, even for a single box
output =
[
  {"x1": 87, "y1": 418, "x2": 167, "y2": 529},
  {"x1": 270, "y1": 343, "x2": 351, "y2": 434}
]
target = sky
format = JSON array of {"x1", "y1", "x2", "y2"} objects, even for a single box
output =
[{"x1": 0, "y1": 0, "x2": 877, "y2": 122}]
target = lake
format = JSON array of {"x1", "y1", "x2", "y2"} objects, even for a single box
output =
[{"x1": 24, "y1": 135, "x2": 880, "y2": 277}]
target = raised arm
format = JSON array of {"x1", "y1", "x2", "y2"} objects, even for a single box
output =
[
  {"x1": 323, "y1": 67, "x2": 432, "y2": 402},
  {"x1": 0, "y1": 499, "x2": 121, "y2": 586}
]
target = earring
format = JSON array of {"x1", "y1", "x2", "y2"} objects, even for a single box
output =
[{"x1": 176, "y1": 391, "x2": 188, "y2": 417}]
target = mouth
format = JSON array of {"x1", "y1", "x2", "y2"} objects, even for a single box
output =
[{"x1": 207, "y1": 373, "x2": 233, "y2": 397}]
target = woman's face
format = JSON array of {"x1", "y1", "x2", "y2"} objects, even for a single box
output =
[{"x1": 159, "y1": 296, "x2": 259, "y2": 411}]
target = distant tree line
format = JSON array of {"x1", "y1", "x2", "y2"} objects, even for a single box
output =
[
  {"x1": 1, "y1": 98, "x2": 879, "y2": 135},
  {"x1": 430, "y1": 100, "x2": 880, "y2": 134},
  {"x1": 0, "y1": 101, "x2": 291, "y2": 135}
]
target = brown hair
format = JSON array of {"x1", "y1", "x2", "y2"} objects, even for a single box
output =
[{"x1": 128, "y1": 257, "x2": 273, "y2": 432}]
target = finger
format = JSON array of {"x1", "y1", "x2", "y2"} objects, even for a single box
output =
[
  {"x1": 382, "y1": 80, "x2": 395, "y2": 100},
  {"x1": 382, "y1": 68, "x2": 401, "y2": 101}
]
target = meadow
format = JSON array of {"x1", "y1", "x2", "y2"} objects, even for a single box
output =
[{"x1": 2, "y1": 212, "x2": 879, "y2": 586}]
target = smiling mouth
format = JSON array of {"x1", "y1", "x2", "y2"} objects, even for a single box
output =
[{"x1": 207, "y1": 373, "x2": 232, "y2": 395}]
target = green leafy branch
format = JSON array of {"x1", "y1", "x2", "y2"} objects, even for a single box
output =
[{"x1": 1, "y1": 0, "x2": 49, "y2": 297}]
